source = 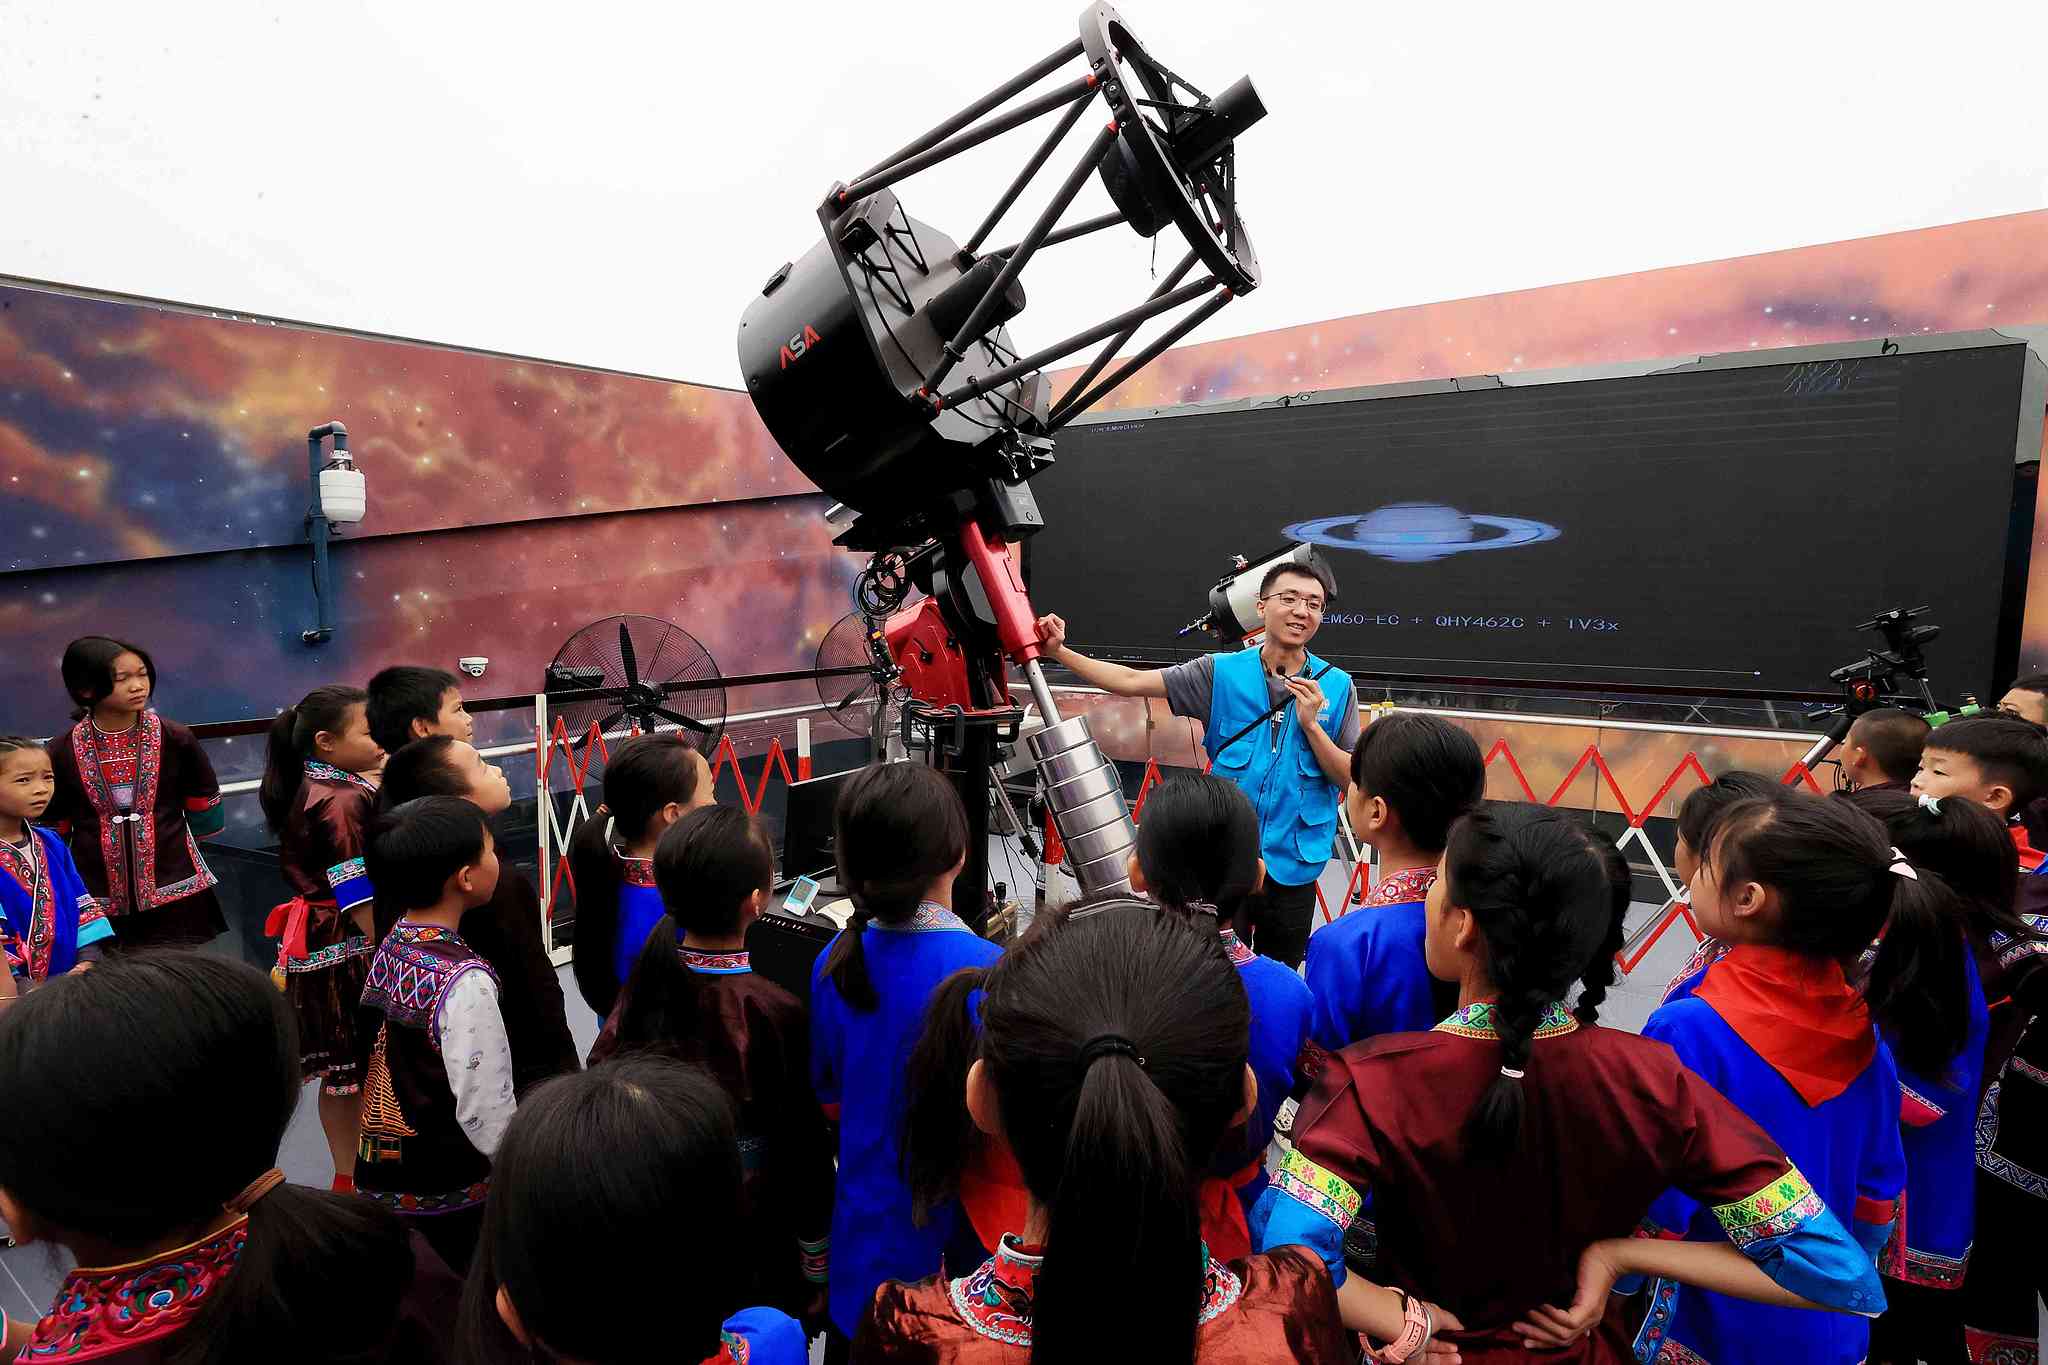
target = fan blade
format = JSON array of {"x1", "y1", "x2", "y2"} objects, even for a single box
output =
[
  {"x1": 652, "y1": 705, "x2": 712, "y2": 735},
  {"x1": 617, "y1": 622, "x2": 640, "y2": 688},
  {"x1": 835, "y1": 684, "x2": 877, "y2": 714},
  {"x1": 590, "y1": 709, "x2": 627, "y2": 741}
]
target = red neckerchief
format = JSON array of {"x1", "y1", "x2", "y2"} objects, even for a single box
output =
[
  {"x1": 2010, "y1": 822, "x2": 2045, "y2": 873},
  {"x1": 1694, "y1": 944, "x2": 1875, "y2": 1106}
]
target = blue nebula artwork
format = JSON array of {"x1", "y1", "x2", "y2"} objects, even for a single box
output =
[{"x1": 1283, "y1": 502, "x2": 1562, "y2": 563}]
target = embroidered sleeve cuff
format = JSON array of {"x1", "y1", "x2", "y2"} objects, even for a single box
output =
[
  {"x1": 186, "y1": 795, "x2": 225, "y2": 838},
  {"x1": 76, "y1": 895, "x2": 108, "y2": 929},
  {"x1": 1251, "y1": 1148, "x2": 1362, "y2": 1285},
  {"x1": 326, "y1": 857, "x2": 374, "y2": 912},
  {"x1": 77, "y1": 915, "x2": 116, "y2": 949},
  {"x1": 1898, "y1": 1083, "x2": 1947, "y2": 1128},
  {"x1": 799, "y1": 1235, "x2": 830, "y2": 1285},
  {"x1": 1713, "y1": 1166, "x2": 1887, "y2": 1316}
]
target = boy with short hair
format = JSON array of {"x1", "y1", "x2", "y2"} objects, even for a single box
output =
[
  {"x1": 1837, "y1": 707, "x2": 1930, "y2": 795},
  {"x1": 1303, "y1": 712, "x2": 1485, "y2": 1057},
  {"x1": 1910, "y1": 713, "x2": 2048, "y2": 869},
  {"x1": 357, "y1": 795, "x2": 513, "y2": 1274},
  {"x1": 365, "y1": 665, "x2": 472, "y2": 759},
  {"x1": 378, "y1": 736, "x2": 579, "y2": 1095}
]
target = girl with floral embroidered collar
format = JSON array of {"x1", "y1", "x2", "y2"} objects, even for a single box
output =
[
  {"x1": 1259, "y1": 803, "x2": 1888, "y2": 1363},
  {"x1": 260, "y1": 684, "x2": 387, "y2": 1191},
  {"x1": 588, "y1": 804, "x2": 835, "y2": 1327},
  {"x1": 45, "y1": 635, "x2": 228, "y2": 952},
  {"x1": 0, "y1": 951, "x2": 459, "y2": 1364},
  {"x1": 461, "y1": 1053, "x2": 808, "y2": 1364},
  {"x1": 566, "y1": 734, "x2": 713, "y2": 1018},
  {"x1": 1640, "y1": 791, "x2": 1974, "y2": 1365},
  {"x1": 858, "y1": 899, "x2": 1354, "y2": 1362}
]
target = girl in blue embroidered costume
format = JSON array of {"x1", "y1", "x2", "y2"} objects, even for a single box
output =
[
  {"x1": 45, "y1": 637, "x2": 227, "y2": 951},
  {"x1": 0, "y1": 952, "x2": 460, "y2": 1364},
  {"x1": 811, "y1": 763, "x2": 1002, "y2": 1348},
  {"x1": 260, "y1": 684, "x2": 387, "y2": 1189},
  {"x1": 0, "y1": 737, "x2": 112, "y2": 991},
  {"x1": 1849, "y1": 789, "x2": 2042, "y2": 1363},
  {"x1": 356, "y1": 796, "x2": 516, "y2": 1276},
  {"x1": 1256, "y1": 803, "x2": 1887, "y2": 1363},
  {"x1": 1304, "y1": 713, "x2": 1486, "y2": 1064},
  {"x1": 589, "y1": 804, "x2": 836, "y2": 1325},
  {"x1": 565, "y1": 734, "x2": 712, "y2": 1018},
  {"x1": 461, "y1": 1053, "x2": 807, "y2": 1365},
  {"x1": 1642, "y1": 790, "x2": 1969, "y2": 1364},
  {"x1": 1128, "y1": 772, "x2": 1312, "y2": 1228},
  {"x1": 855, "y1": 899, "x2": 1355, "y2": 1363}
]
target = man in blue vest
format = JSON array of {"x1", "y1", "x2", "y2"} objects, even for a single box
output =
[{"x1": 1035, "y1": 559, "x2": 1357, "y2": 967}]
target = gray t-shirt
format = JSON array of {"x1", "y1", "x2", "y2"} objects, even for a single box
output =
[{"x1": 1160, "y1": 653, "x2": 1361, "y2": 752}]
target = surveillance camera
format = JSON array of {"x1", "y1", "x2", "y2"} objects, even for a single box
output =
[{"x1": 458, "y1": 657, "x2": 489, "y2": 678}]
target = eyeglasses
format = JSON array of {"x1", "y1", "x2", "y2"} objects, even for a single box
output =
[{"x1": 1262, "y1": 590, "x2": 1325, "y2": 615}]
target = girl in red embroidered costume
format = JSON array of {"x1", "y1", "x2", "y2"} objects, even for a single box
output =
[
  {"x1": 45, "y1": 637, "x2": 226, "y2": 951},
  {"x1": 588, "y1": 804, "x2": 836, "y2": 1326},
  {"x1": 0, "y1": 951, "x2": 459, "y2": 1363},
  {"x1": 259, "y1": 684, "x2": 386, "y2": 1189},
  {"x1": 461, "y1": 1053, "x2": 808, "y2": 1364},
  {"x1": 1259, "y1": 803, "x2": 1889, "y2": 1363},
  {"x1": 859, "y1": 900, "x2": 1356, "y2": 1363}
]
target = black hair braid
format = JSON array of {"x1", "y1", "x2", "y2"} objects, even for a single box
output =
[{"x1": 1572, "y1": 839, "x2": 1633, "y2": 1024}]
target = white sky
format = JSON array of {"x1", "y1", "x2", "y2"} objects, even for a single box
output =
[{"x1": 4, "y1": 0, "x2": 2045, "y2": 389}]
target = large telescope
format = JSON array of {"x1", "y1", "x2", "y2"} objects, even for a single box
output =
[{"x1": 740, "y1": 4, "x2": 1264, "y2": 901}]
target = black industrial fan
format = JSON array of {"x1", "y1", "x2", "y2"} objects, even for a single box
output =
[
  {"x1": 543, "y1": 615, "x2": 725, "y2": 778},
  {"x1": 815, "y1": 610, "x2": 898, "y2": 743}
]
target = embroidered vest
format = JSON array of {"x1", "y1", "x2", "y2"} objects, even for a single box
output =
[
  {"x1": 1203, "y1": 648, "x2": 1348, "y2": 886},
  {"x1": 357, "y1": 924, "x2": 498, "y2": 1212}
]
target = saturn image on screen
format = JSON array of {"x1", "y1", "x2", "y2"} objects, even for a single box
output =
[{"x1": 1284, "y1": 502, "x2": 1563, "y2": 563}]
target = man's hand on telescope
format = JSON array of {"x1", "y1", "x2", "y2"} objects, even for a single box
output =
[{"x1": 1030, "y1": 613, "x2": 1168, "y2": 700}]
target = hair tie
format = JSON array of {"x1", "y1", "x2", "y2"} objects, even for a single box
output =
[
  {"x1": 1499, "y1": 1066, "x2": 1526, "y2": 1080},
  {"x1": 1916, "y1": 793, "x2": 1942, "y2": 815},
  {"x1": 1078, "y1": 1034, "x2": 1145, "y2": 1070},
  {"x1": 1889, "y1": 847, "x2": 1918, "y2": 881},
  {"x1": 224, "y1": 1168, "x2": 286, "y2": 1214}
]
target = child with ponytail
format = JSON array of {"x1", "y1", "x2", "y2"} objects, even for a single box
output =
[
  {"x1": 811, "y1": 762, "x2": 1001, "y2": 1346},
  {"x1": 588, "y1": 804, "x2": 835, "y2": 1323},
  {"x1": 1850, "y1": 789, "x2": 2043, "y2": 1363},
  {"x1": 1640, "y1": 790, "x2": 1955, "y2": 1364},
  {"x1": 1129, "y1": 773, "x2": 1313, "y2": 1216},
  {"x1": 1259, "y1": 803, "x2": 1887, "y2": 1362},
  {"x1": 0, "y1": 951, "x2": 457, "y2": 1363},
  {"x1": 857, "y1": 900, "x2": 1355, "y2": 1362},
  {"x1": 260, "y1": 683, "x2": 386, "y2": 1187},
  {"x1": 566, "y1": 735, "x2": 712, "y2": 1017}
]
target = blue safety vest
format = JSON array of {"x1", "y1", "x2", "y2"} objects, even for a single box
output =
[{"x1": 1203, "y1": 648, "x2": 1352, "y2": 888}]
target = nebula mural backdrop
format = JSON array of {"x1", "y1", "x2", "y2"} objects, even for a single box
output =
[{"x1": 2, "y1": 206, "x2": 2045, "y2": 742}]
